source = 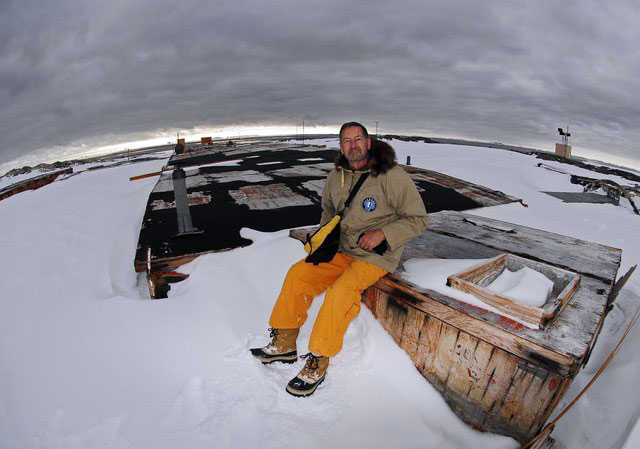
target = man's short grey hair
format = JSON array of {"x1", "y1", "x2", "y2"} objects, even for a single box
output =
[{"x1": 339, "y1": 122, "x2": 369, "y2": 140}]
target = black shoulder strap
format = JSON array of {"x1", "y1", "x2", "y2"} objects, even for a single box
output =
[{"x1": 341, "y1": 172, "x2": 370, "y2": 213}]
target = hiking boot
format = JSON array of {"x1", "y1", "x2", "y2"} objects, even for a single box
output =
[
  {"x1": 286, "y1": 353, "x2": 329, "y2": 397},
  {"x1": 250, "y1": 328, "x2": 299, "y2": 364}
]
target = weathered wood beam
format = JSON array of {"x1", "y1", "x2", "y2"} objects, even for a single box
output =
[
  {"x1": 373, "y1": 276, "x2": 575, "y2": 375},
  {"x1": 129, "y1": 170, "x2": 164, "y2": 181},
  {"x1": 427, "y1": 212, "x2": 621, "y2": 282}
]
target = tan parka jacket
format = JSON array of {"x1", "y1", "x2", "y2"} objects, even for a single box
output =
[{"x1": 320, "y1": 140, "x2": 428, "y2": 272}]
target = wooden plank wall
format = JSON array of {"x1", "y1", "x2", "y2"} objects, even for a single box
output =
[{"x1": 364, "y1": 286, "x2": 571, "y2": 444}]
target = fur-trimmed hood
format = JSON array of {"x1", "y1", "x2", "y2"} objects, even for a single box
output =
[{"x1": 335, "y1": 139, "x2": 397, "y2": 176}]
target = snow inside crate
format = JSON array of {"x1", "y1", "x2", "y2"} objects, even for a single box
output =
[{"x1": 447, "y1": 253, "x2": 580, "y2": 329}]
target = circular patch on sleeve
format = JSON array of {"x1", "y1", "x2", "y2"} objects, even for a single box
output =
[{"x1": 362, "y1": 197, "x2": 377, "y2": 212}]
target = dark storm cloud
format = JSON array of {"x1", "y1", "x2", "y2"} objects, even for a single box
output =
[{"x1": 1, "y1": 0, "x2": 639, "y2": 168}]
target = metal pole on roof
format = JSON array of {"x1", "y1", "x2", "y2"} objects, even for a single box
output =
[
  {"x1": 302, "y1": 119, "x2": 305, "y2": 144},
  {"x1": 172, "y1": 168, "x2": 202, "y2": 237}
]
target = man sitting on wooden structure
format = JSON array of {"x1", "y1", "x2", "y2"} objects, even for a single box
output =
[{"x1": 251, "y1": 122, "x2": 429, "y2": 397}]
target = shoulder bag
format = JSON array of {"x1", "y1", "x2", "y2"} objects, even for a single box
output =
[{"x1": 304, "y1": 172, "x2": 370, "y2": 265}]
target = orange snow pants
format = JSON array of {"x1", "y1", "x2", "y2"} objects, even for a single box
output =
[{"x1": 269, "y1": 253, "x2": 387, "y2": 357}]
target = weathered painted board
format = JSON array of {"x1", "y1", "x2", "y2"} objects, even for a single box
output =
[
  {"x1": 364, "y1": 287, "x2": 569, "y2": 444},
  {"x1": 228, "y1": 183, "x2": 314, "y2": 210},
  {"x1": 374, "y1": 276, "x2": 575, "y2": 375},
  {"x1": 426, "y1": 212, "x2": 620, "y2": 282}
]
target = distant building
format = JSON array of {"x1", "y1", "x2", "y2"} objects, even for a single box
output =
[
  {"x1": 556, "y1": 127, "x2": 572, "y2": 159},
  {"x1": 555, "y1": 142, "x2": 572, "y2": 158}
]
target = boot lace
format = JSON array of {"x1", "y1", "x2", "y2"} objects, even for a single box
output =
[
  {"x1": 268, "y1": 327, "x2": 279, "y2": 339},
  {"x1": 300, "y1": 352, "x2": 320, "y2": 371}
]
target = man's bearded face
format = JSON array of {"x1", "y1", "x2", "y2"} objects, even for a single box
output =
[{"x1": 340, "y1": 127, "x2": 371, "y2": 166}]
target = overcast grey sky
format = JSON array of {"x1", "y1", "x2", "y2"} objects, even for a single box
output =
[{"x1": 1, "y1": 0, "x2": 639, "y2": 170}]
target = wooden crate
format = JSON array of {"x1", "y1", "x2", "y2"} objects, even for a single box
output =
[
  {"x1": 447, "y1": 253, "x2": 580, "y2": 328},
  {"x1": 359, "y1": 211, "x2": 621, "y2": 445},
  {"x1": 364, "y1": 284, "x2": 571, "y2": 444}
]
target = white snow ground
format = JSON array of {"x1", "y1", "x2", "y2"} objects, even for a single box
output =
[{"x1": 0, "y1": 140, "x2": 638, "y2": 449}]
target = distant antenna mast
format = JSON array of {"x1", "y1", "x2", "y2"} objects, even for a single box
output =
[
  {"x1": 556, "y1": 126, "x2": 572, "y2": 159},
  {"x1": 375, "y1": 121, "x2": 379, "y2": 139},
  {"x1": 302, "y1": 119, "x2": 305, "y2": 144},
  {"x1": 558, "y1": 126, "x2": 571, "y2": 146}
]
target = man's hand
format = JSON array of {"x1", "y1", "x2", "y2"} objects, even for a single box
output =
[{"x1": 358, "y1": 229, "x2": 386, "y2": 252}]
